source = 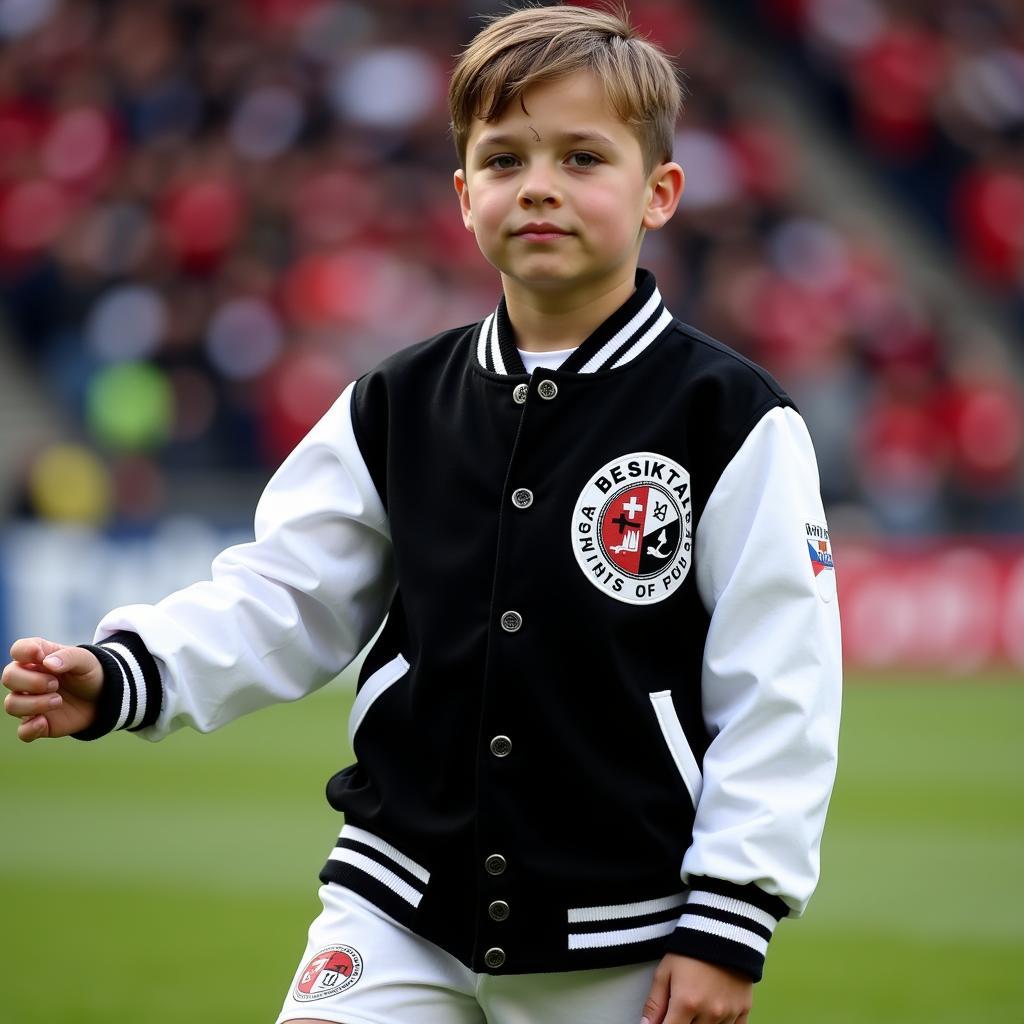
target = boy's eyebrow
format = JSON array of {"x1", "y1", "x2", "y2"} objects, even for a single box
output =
[{"x1": 473, "y1": 129, "x2": 617, "y2": 152}]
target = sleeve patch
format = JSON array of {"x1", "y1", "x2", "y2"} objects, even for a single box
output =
[{"x1": 805, "y1": 521, "x2": 835, "y2": 603}]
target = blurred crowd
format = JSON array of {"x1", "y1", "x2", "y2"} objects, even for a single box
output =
[
  {"x1": 1, "y1": 0, "x2": 1022, "y2": 535},
  {"x1": 748, "y1": 0, "x2": 1024, "y2": 317}
]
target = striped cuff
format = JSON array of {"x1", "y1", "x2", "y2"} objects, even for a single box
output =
[
  {"x1": 71, "y1": 631, "x2": 163, "y2": 741},
  {"x1": 664, "y1": 878, "x2": 789, "y2": 982}
]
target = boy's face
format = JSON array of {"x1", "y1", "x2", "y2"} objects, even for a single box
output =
[{"x1": 454, "y1": 70, "x2": 683, "y2": 298}]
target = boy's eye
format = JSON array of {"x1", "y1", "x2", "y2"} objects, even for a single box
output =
[
  {"x1": 483, "y1": 152, "x2": 602, "y2": 171},
  {"x1": 485, "y1": 154, "x2": 519, "y2": 170}
]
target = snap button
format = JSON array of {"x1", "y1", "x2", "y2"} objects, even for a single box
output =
[
  {"x1": 500, "y1": 610, "x2": 522, "y2": 633},
  {"x1": 485, "y1": 853, "x2": 507, "y2": 875},
  {"x1": 489, "y1": 735, "x2": 512, "y2": 757},
  {"x1": 488, "y1": 900, "x2": 510, "y2": 922},
  {"x1": 537, "y1": 379, "x2": 558, "y2": 400},
  {"x1": 484, "y1": 947, "x2": 506, "y2": 969},
  {"x1": 511, "y1": 488, "x2": 533, "y2": 509},
  {"x1": 513, "y1": 383, "x2": 529, "y2": 404}
]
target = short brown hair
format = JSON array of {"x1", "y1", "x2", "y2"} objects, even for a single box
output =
[{"x1": 448, "y1": 2, "x2": 685, "y2": 174}]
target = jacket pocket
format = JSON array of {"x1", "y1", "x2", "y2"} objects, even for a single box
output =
[
  {"x1": 348, "y1": 654, "x2": 410, "y2": 747},
  {"x1": 648, "y1": 690, "x2": 703, "y2": 808}
]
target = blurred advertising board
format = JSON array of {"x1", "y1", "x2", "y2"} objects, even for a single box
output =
[
  {"x1": 836, "y1": 540, "x2": 1024, "y2": 673},
  {"x1": 0, "y1": 519, "x2": 249, "y2": 653},
  {"x1": 1, "y1": 524, "x2": 1022, "y2": 673}
]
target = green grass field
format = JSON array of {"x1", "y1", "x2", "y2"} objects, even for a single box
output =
[{"x1": 2, "y1": 674, "x2": 1022, "y2": 1023}]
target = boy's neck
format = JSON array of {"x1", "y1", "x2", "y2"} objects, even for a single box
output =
[{"x1": 501, "y1": 269, "x2": 638, "y2": 353}]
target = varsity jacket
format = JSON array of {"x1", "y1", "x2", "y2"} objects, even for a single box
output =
[{"x1": 78, "y1": 268, "x2": 842, "y2": 983}]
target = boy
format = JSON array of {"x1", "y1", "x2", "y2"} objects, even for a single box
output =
[{"x1": 3, "y1": 4, "x2": 841, "y2": 1023}]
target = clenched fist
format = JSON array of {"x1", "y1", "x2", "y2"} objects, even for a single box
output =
[{"x1": 3, "y1": 637, "x2": 104, "y2": 742}]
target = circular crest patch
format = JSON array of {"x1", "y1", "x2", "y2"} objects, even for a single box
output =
[
  {"x1": 294, "y1": 944, "x2": 363, "y2": 1002},
  {"x1": 571, "y1": 452, "x2": 692, "y2": 605}
]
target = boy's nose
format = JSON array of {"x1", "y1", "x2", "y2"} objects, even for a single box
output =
[{"x1": 517, "y1": 169, "x2": 561, "y2": 207}]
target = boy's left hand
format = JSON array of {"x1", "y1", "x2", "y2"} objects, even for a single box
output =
[{"x1": 640, "y1": 953, "x2": 753, "y2": 1024}]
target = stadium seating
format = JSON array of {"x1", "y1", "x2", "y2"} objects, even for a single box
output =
[{"x1": 1, "y1": 0, "x2": 1021, "y2": 533}]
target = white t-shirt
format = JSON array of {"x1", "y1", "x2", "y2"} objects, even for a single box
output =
[{"x1": 517, "y1": 347, "x2": 576, "y2": 374}]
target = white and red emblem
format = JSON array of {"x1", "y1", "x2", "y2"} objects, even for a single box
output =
[
  {"x1": 293, "y1": 944, "x2": 363, "y2": 1002},
  {"x1": 572, "y1": 452, "x2": 692, "y2": 605}
]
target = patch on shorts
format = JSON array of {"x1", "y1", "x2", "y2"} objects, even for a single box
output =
[{"x1": 294, "y1": 944, "x2": 363, "y2": 1001}]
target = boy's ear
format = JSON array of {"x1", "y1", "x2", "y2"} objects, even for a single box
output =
[
  {"x1": 453, "y1": 170, "x2": 474, "y2": 232},
  {"x1": 642, "y1": 162, "x2": 685, "y2": 231}
]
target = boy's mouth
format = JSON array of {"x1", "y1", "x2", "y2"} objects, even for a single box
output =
[
  {"x1": 513, "y1": 222, "x2": 573, "y2": 241},
  {"x1": 514, "y1": 222, "x2": 570, "y2": 235}
]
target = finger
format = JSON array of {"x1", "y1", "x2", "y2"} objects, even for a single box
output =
[
  {"x1": 641, "y1": 973, "x2": 672, "y2": 1024},
  {"x1": 689, "y1": 1009, "x2": 738, "y2": 1024},
  {"x1": 5, "y1": 691, "x2": 62, "y2": 718},
  {"x1": 2, "y1": 664, "x2": 59, "y2": 693},
  {"x1": 660, "y1": 993, "x2": 706, "y2": 1024},
  {"x1": 16, "y1": 714, "x2": 50, "y2": 742},
  {"x1": 9, "y1": 636, "x2": 61, "y2": 664},
  {"x1": 39, "y1": 646, "x2": 93, "y2": 676},
  {"x1": 661, "y1": 1005, "x2": 697, "y2": 1024}
]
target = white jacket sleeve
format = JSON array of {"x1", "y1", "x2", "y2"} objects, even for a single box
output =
[
  {"x1": 82, "y1": 382, "x2": 395, "y2": 740},
  {"x1": 667, "y1": 405, "x2": 841, "y2": 977}
]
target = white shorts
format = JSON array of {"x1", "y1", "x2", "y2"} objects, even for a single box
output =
[{"x1": 276, "y1": 883, "x2": 659, "y2": 1024}]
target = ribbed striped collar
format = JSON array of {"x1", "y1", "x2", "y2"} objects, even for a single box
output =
[{"x1": 475, "y1": 268, "x2": 674, "y2": 376}]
